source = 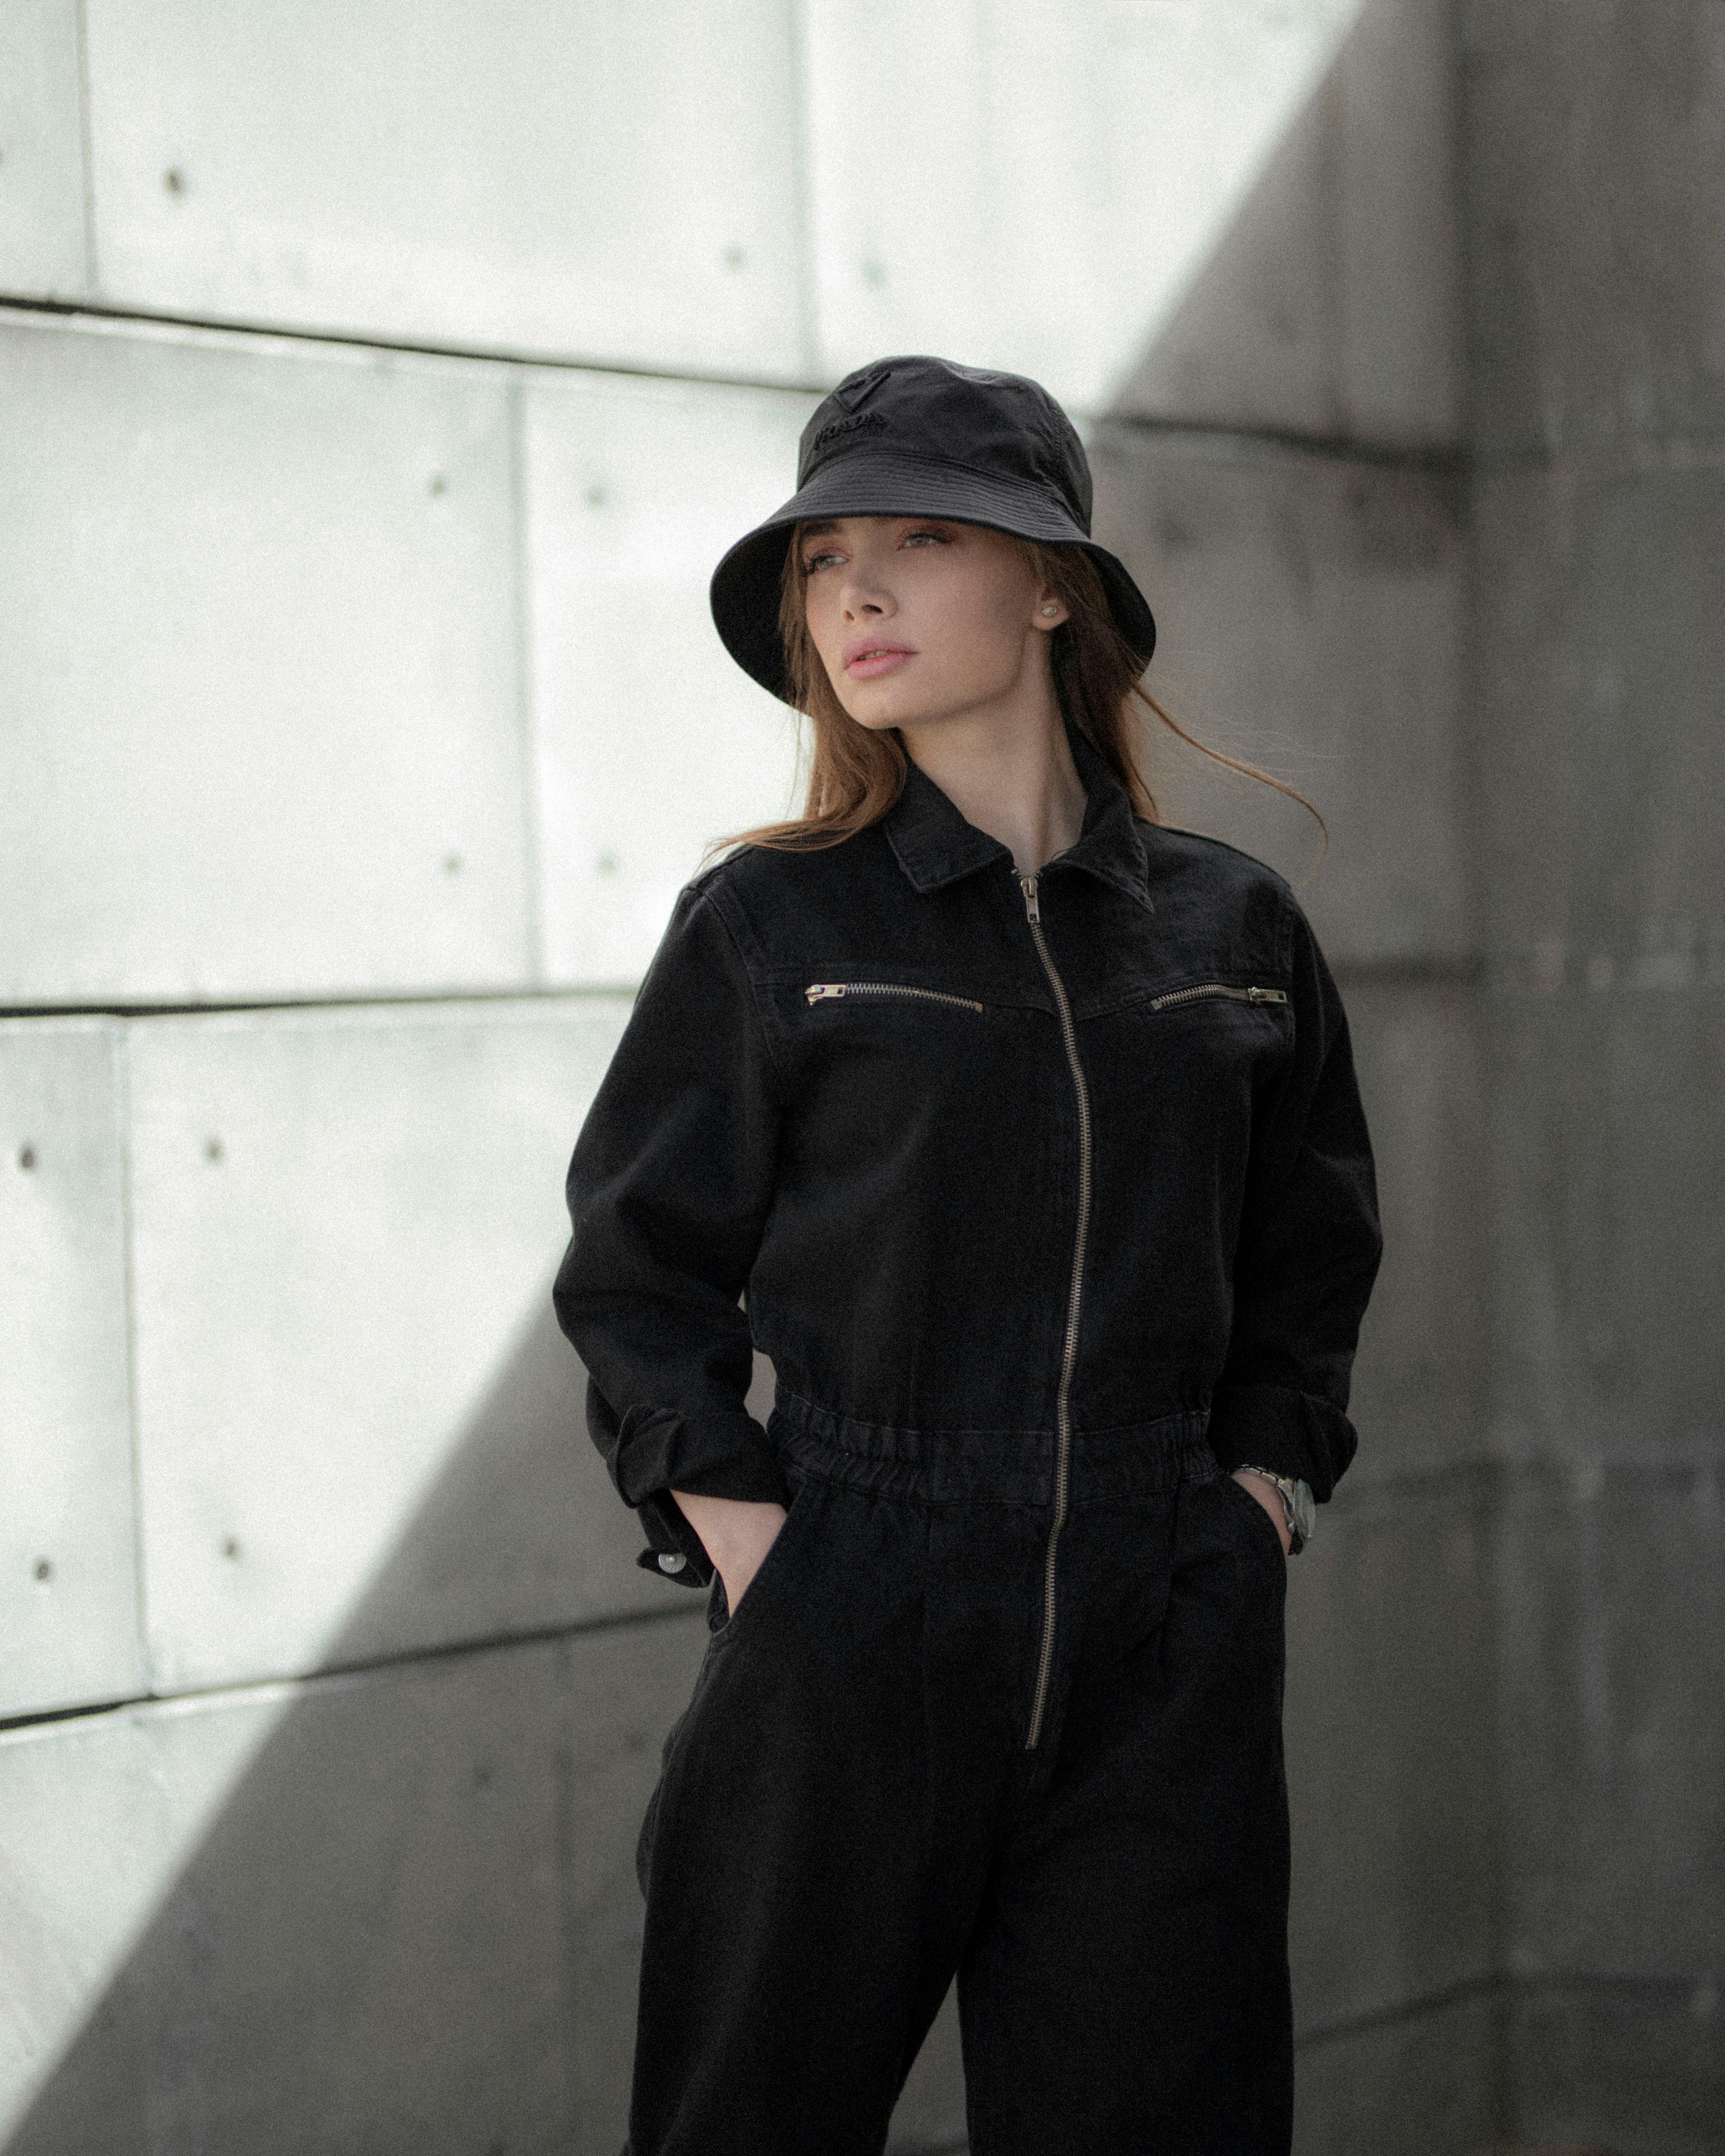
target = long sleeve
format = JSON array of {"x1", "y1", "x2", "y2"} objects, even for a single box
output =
[
  {"x1": 1204, "y1": 896, "x2": 1384, "y2": 1500},
  {"x1": 554, "y1": 881, "x2": 789, "y2": 1587}
]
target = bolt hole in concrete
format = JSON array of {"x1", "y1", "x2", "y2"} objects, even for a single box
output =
[
  {"x1": 722, "y1": 244, "x2": 746, "y2": 270},
  {"x1": 221, "y1": 1538, "x2": 241, "y2": 1562},
  {"x1": 428, "y1": 473, "x2": 447, "y2": 496},
  {"x1": 33, "y1": 1559, "x2": 52, "y2": 1585},
  {"x1": 596, "y1": 852, "x2": 619, "y2": 876},
  {"x1": 585, "y1": 482, "x2": 607, "y2": 508},
  {"x1": 443, "y1": 853, "x2": 463, "y2": 876},
  {"x1": 163, "y1": 166, "x2": 185, "y2": 194},
  {"x1": 204, "y1": 1136, "x2": 223, "y2": 1163},
  {"x1": 17, "y1": 1143, "x2": 35, "y2": 1170}
]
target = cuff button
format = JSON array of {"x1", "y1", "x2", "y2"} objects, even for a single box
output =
[{"x1": 658, "y1": 1551, "x2": 687, "y2": 1574}]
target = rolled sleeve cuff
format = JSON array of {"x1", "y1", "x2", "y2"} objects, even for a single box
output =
[
  {"x1": 615, "y1": 1403, "x2": 790, "y2": 1589},
  {"x1": 1204, "y1": 1381, "x2": 1357, "y2": 1502}
]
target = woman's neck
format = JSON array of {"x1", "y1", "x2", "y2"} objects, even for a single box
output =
[{"x1": 901, "y1": 694, "x2": 1088, "y2": 878}]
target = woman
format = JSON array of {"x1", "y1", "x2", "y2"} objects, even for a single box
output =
[{"x1": 554, "y1": 355, "x2": 1382, "y2": 2156}]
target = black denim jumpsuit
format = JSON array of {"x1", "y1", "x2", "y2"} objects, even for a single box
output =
[{"x1": 554, "y1": 725, "x2": 1383, "y2": 2156}]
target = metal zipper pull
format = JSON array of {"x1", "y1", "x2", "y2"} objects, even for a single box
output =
[
  {"x1": 804, "y1": 983, "x2": 847, "y2": 1004},
  {"x1": 1246, "y1": 986, "x2": 1290, "y2": 1005},
  {"x1": 1018, "y1": 872, "x2": 1041, "y2": 923}
]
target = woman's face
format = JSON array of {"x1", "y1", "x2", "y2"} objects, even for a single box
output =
[{"x1": 795, "y1": 516, "x2": 1065, "y2": 733}]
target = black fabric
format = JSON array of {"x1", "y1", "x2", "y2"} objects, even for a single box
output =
[
  {"x1": 624, "y1": 1417, "x2": 1293, "y2": 2155},
  {"x1": 553, "y1": 727, "x2": 1383, "y2": 1587},
  {"x1": 709, "y1": 354, "x2": 1157, "y2": 699}
]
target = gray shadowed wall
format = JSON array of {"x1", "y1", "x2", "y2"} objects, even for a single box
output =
[{"x1": 0, "y1": 4, "x2": 1717, "y2": 2154}]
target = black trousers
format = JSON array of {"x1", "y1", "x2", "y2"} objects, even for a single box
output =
[{"x1": 627, "y1": 1408, "x2": 1293, "y2": 2156}]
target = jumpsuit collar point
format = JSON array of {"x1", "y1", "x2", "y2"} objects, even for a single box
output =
[{"x1": 884, "y1": 726, "x2": 1157, "y2": 916}]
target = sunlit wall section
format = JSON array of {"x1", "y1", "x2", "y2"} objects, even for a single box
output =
[
  {"x1": 805, "y1": 0, "x2": 1459, "y2": 444},
  {"x1": 79, "y1": 0, "x2": 811, "y2": 379}
]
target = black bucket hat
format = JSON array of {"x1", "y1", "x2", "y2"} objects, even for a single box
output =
[{"x1": 709, "y1": 354, "x2": 1156, "y2": 702}]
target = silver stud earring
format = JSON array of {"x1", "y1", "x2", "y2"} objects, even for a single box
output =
[{"x1": 1041, "y1": 603, "x2": 1059, "y2": 617}]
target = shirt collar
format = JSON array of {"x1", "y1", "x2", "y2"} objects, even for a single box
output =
[{"x1": 883, "y1": 723, "x2": 1155, "y2": 914}]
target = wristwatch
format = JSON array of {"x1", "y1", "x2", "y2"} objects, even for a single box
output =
[{"x1": 1237, "y1": 1467, "x2": 1314, "y2": 1555}]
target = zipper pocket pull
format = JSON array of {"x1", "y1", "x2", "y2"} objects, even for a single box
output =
[
  {"x1": 1018, "y1": 874, "x2": 1041, "y2": 923},
  {"x1": 1247, "y1": 986, "x2": 1290, "y2": 1005},
  {"x1": 804, "y1": 983, "x2": 847, "y2": 1005}
]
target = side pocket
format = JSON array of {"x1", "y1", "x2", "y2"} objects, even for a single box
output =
[{"x1": 707, "y1": 1469, "x2": 816, "y2": 1641}]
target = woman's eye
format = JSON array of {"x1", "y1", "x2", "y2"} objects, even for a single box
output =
[
  {"x1": 802, "y1": 551, "x2": 843, "y2": 573},
  {"x1": 903, "y1": 529, "x2": 948, "y2": 548}
]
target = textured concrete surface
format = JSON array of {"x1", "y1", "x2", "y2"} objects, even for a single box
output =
[
  {"x1": 1497, "y1": 1465, "x2": 1725, "y2": 1984},
  {"x1": 1286, "y1": 1476, "x2": 1498, "y2": 2039},
  {"x1": 79, "y1": 0, "x2": 807, "y2": 377},
  {"x1": 1465, "y1": 4, "x2": 1725, "y2": 2144},
  {"x1": 805, "y1": 0, "x2": 1365, "y2": 415},
  {"x1": 1120, "y1": 0, "x2": 1460, "y2": 444},
  {"x1": 524, "y1": 368, "x2": 812, "y2": 986},
  {"x1": 124, "y1": 998, "x2": 648, "y2": 1692},
  {"x1": 1463, "y1": 0, "x2": 1725, "y2": 459},
  {"x1": 0, "y1": 1617, "x2": 712, "y2": 2155},
  {"x1": 0, "y1": 1022, "x2": 143, "y2": 1719},
  {"x1": 0, "y1": 0, "x2": 90, "y2": 301},
  {"x1": 1091, "y1": 431, "x2": 1469, "y2": 969},
  {"x1": 0, "y1": 313, "x2": 529, "y2": 1006},
  {"x1": 1343, "y1": 978, "x2": 1486, "y2": 1482},
  {"x1": 1293, "y1": 1988, "x2": 1498, "y2": 2156}
]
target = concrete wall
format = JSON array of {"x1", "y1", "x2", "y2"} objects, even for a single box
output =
[
  {"x1": 9, "y1": 2, "x2": 1708, "y2": 2150},
  {"x1": 1463, "y1": 3, "x2": 1725, "y2": 2148}
]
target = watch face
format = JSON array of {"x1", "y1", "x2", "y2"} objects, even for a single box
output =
[{"x1": 1292, "y1": 1480, "x2": 1316, "y2": 1542}]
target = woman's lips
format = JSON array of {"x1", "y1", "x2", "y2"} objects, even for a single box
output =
[{"x1": 844, "y1": 642, "x2": 915, "y2": 679}]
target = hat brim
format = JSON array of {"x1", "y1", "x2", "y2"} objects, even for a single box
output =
[{"x1": 709, "y1": 451, "x2": 1156, "y2": 702}]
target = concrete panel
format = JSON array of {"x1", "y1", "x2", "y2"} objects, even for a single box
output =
[
  {"x1": 1345, "y1": 983, "x2": 1483, "y2": 1483},
  {"x1": 1471, "y1": 461, "x2": 1725, "y2": 978},
  {"x1": 126, "y1": 998, "x2": 661, "y2": 1694},
  {"x1": 0, "y1": 1021, "x2": 144, "y2": 1718},
  {"x1": 82, "y1": 0, "x2": 804, "y2": 378},
  {"x1": 1464, "y1": 0, "x2": 1725, "y2": 456},
  {"x1": 1286, "y1": 1476, "x2": 1497, "y2": 2037},
  {"x1": 1122, "y1": 0, "x2": 1466, "y2": 443},
  {"x1": 1293, "y1": 1989, "x2": 1499, "y2": 2156},
  {"x1": 1333, "y1": 0, "x2": 1461, "y2": 445},
  {"x1": 1091, "y1": 431, "x2": 1469, "y2": 967},
  {"x1": 1509, "y1": 1979, "x2": 1725, "y2": 2156},
  {"x1": 0, "y1": 313, "x2": 530, "y2": 1005},
  {"x1": 1344, "y1": 980, "x2": 1486, "y2": 1481},
  {"x1": 805, "y1": 0, "x2": 1363, "y2": 419},
  {"x1": 526, "y1": 370, "x2": 811, "y2": 986},
  {"x1": 2, "y1": 1619, "x2": 711, "y2": 2153},
  {"x1": 1498, "y1": 1462, "x2": 1725, "y2": 1983},
  {"x1": 0, "y1": 0, "x2": 89, "y2": 298},
  {"x1": 1487, "y1": 993, "x2": 1725, "y2": 1466}
]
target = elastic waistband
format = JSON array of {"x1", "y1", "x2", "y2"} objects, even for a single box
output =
[{"x1": 769, "y1": 1389, "x2": 1218, "y2": 1507}]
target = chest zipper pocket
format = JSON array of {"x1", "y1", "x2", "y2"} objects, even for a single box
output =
[
  {"x1": 1149, "y1": 983, "x2": 1289, "y2": 1011},
  {"x1": 805, "y1": 982, "x2": 985, "y2": 1013}
]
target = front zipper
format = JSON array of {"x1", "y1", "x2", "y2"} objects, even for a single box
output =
[
  {"x1": 1149, "y1": 982, "x2": 1289, "y2": 1011},
  {"x1": 804, "y1": 981, "x2": 984, "y2": 1013},
  {"x1": 1016, "y1": 870, "x2": 1092, "y2": 1753}
]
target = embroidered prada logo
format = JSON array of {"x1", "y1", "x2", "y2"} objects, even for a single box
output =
[{"x1": 809, "y1": 408, "x2": 889, "y2": 454}]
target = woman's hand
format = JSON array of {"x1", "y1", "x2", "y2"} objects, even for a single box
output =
[
  {"x1": 669, "y1": 1491, "x2": 790, "y2": 1612},
  {"x1": 1230, "y1": 1467, "x2": 1293, "y2": 1557}
]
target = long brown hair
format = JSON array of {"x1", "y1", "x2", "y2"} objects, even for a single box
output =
[{"x1": 719, "y1": 529, "x2": 1324, "y2": 855}]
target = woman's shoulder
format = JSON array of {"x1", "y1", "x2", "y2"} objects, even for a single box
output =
[
  {"x1": 675, "y1": 828, "x2": 899, "y2": 961},
  {"x1": 1138, "y1": 819, "x2": 1297, "y2": 902}
]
